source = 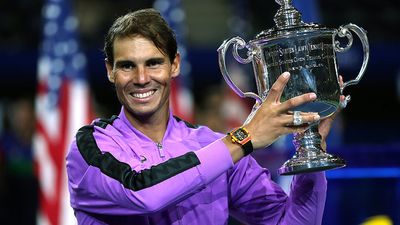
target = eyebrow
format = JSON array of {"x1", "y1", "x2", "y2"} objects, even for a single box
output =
[
  {"x1": 114, "y1": 57, "x2": 166, "y2": 66},
  {"x1": 146, "y1": 57, "x2": 165, "y2": 64},
  {"x1": 114, "y1": 60, "x2": 135, "y2": 68}
]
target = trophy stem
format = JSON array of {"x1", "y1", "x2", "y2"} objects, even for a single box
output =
[{"x1": 278, "y1": 122, "x2": 346, "y2": 175}]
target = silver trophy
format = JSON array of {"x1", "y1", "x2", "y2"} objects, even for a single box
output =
[{"x1": 218, "y1": 0, "x2": 369, "y2": 175}]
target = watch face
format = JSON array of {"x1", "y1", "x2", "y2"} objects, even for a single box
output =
[{"x1": 234, "y1": 128, "x2": 248, "y2": 141}]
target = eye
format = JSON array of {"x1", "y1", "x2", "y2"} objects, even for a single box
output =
[
  {"x1": 146, "y1": 58, "x2": 164, "y2": 68},
  {"x1": 116, "y1": 61, "x2": 135, "y2": 72},
  {"x1": 121, "y1": 62, "x2": 135, "y2": 72}
]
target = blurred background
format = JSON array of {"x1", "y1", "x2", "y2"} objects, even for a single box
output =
[{"x1": 0, "y1": 0, "x2": 399, "y2": 225}]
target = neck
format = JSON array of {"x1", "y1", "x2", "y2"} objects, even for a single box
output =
[{"x1": 124, "y1": 107, "x2": 170, "y2": 143}]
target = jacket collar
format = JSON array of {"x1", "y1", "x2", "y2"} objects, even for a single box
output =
[{"x1": 118, "y1": 106, "x2": 178, "y2": 143}]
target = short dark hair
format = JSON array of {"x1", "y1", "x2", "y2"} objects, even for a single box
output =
[{"x1": 104, "y1": 8, "x2": 178, "y2": 65}]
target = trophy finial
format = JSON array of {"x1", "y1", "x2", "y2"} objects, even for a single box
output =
[
  {"x1": 275, "y1": 0, "x2": 292, "y2": 7},
  {"x1": 274, "y1": 0, "x2": 304, "y2": 28}
]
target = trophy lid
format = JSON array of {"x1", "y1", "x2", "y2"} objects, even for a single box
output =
[{"x1": 255, "y1": 0, "x2": 327, "y2": 40}]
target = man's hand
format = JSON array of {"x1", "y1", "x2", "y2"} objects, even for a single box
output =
[{"x1": 244, "y1": 72, "x2": 321, "y2": 149}]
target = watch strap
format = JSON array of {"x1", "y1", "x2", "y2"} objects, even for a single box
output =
[{"x1": 241, "y1": 140, "x2": 253, "y2": 156}]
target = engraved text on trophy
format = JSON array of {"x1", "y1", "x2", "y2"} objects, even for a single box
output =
[{"x1": 262, "y1": 34, "x2": 340, "y2": 117}]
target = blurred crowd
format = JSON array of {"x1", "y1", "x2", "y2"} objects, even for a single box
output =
[{"x1": 0, "y1": 98, "x2": 38, "y2": 225}]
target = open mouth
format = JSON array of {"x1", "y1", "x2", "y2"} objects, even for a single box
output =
[{"x1": 131, "y1": 90, "x2": 156, "y2": 99}]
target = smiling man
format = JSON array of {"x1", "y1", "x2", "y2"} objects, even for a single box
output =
[
  {"x1": 66, "y1": 8, "x2": 335, "y2": 225},
  {"x1": 106, "y1": 35, "x2": 180, "y2": 142}
]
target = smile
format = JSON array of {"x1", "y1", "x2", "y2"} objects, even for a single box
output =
[{"x1": 131, "y1": 90, "x2": 156, "y2": 99}]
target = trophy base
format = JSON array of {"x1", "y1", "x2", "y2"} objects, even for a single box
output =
[{"x1": 278, "y1": 152, "x2": 346, "y2": 175}]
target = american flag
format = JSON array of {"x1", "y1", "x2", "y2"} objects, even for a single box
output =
[
  {"x1": 154, "y1": 0, "x2": 194, "y2": 122},
  {"x1": 34, "y1": 0, "x2": 93, "y2": 224}
]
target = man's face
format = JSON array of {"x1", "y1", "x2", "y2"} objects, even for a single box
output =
[{"x1": 106, "y1": 35, "x2": 180, "y2": 120}]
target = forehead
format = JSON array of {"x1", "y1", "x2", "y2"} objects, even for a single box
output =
[{"x1": 113, "y1": 35, "x2": 167, "y2": 60}]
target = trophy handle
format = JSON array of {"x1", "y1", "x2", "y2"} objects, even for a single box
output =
[
  {"x1": 334, "y1": 23, "x2": 370, "y2": 93},
  {"x1": 217, "y1": 36, "x2": 262, "y2": 103}
]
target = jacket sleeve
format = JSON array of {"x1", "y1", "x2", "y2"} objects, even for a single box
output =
[
  {"x1": 66, "y1": 125, "x2": 233, "y2": 216},
  {"x1": 228, "y1": 156, "x2": 327, "y2": 225}
]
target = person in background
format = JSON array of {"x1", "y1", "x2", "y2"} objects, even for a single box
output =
[
  {"x1": 0, "y1": 98, "x2": 38, "y2": 225},
  {"x1": 66, "y1": 8, "x2": 341, "y2": 225}
]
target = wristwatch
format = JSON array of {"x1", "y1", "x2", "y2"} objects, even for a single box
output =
[{"x1": 228, "y1": 127, "x2": 253, "y2": 156}]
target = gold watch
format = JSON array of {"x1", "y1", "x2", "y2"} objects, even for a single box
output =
[{"x1": 228, "y1": 127, "x2": 253, "y2": 156}]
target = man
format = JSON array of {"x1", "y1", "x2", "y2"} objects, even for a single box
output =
[{"x1": 67, "y1": 8, "x2": 336, "y2": 225}]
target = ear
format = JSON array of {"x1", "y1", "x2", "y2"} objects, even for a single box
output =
[
  {"x1": 171, "y1": 53, "x2": 181, "y2": 78},
  {"x1": 105, "y1": 58, "x2": 115, "y2": 83}
]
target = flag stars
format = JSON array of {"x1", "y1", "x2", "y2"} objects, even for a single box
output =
[
  {"x1": 54, "y1": 42, "x2": 69, "y2": 56},
  {"x1": 52, "y1": 58, "x2": 66, "y2": 74},
  {"x1": 44, "y1": 21, "x2": 58, "y2": 36},
  {"x1": 72, "y1": 53, "x2": 87, "y2": 70},
  {"x1": 47, "y1": 74, "x2": 62, "y2": 108},
  {"x1": 43, "y1": 3, "x2": 61, "y2": 19},
  {"x1": 67, "y1": 39, "x2": 78, "y2": 53},
  {"x1": 37, "y1": 57, "x2": 51, "y2": 81},
  {"x1": 48, "y1": 74, "x2": 61, "y2": 90},
  {"x1": 53, "y1": 39, "x2": 77, "y2": 57}
]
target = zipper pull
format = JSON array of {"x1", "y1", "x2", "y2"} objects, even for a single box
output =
[{"x1": 156, "y1": 142, "x2": 165, "y2": 158}]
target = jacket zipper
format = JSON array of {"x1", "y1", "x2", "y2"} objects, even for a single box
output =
[
  {"x1": 156, "y1": 142, "x2": 165, "y2": 158},
  {"x1": 156, "y1": 142, "x2": 182, "y2": 224}
]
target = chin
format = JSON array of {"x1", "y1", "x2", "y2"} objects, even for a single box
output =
[{"x1": 124, "y1": 104, "x2": 157, "y2": 117}]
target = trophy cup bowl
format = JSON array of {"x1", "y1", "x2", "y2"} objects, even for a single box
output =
[{"x1": 218, "y1": 0, "x2": 369, "y2": 175}]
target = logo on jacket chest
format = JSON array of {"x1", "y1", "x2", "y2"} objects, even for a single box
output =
[{"x1": 139, "y1": 155, "x2": 147, "y2": 163}]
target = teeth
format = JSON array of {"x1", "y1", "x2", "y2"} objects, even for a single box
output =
[{"x1": 132, "y1": 90, "x2": 155, "y2": 99}]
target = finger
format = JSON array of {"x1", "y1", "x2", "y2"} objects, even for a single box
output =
[
  {"x1": 318, "y1": 116, "x2": 335, "y2": 138},
  {"x1": 264, "y1": 72, "x2": 290, "y2": 104},
  {"x1": 281, "y1": 113, "x2": 320, "y2": 126},
  {"x1": 278, "y1": 92, "x2": 317, "y2": 113},
  {"x1": 339, "y1": 94, "x2": 346, "y2": 109},
  {"x1": 337, "y1": 93, "x2": 346, "y2": 112},
  {"x1": 339, "y1": 75, "x2": 344, "y2": 87},
  {"x1": 281, "y1": 124, "x2": 310, "y2": 135},
  {"x1": 287, "y1": 111, "x2": 318, "y2": 116}
]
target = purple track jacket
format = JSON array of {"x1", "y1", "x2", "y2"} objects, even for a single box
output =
[{"x1": 66, "y1": 107, "x2": 327, "y2": 225}]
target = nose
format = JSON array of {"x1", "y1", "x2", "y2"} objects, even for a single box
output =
[{"x1": 135, "y1": 66, "x2": 151, "y2": 85}]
